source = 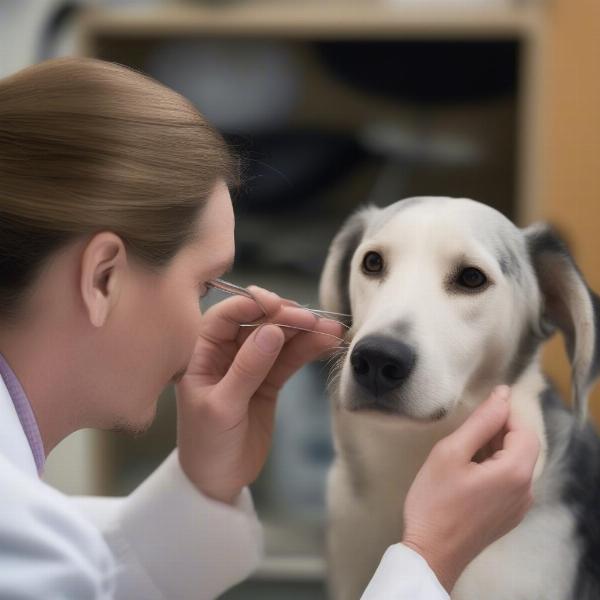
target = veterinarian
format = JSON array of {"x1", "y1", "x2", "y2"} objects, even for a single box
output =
[{"x1": 0, "y1": 58, "x2": 539, "y2": 600}]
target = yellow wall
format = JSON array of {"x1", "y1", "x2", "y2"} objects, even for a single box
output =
[{"x1": 540, "y1": 0, "x2": 600, "y2": 422}]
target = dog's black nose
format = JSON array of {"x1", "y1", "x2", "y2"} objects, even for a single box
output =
[{"x1": 350, "y1": 336, "x2": 416, "y2": 397}]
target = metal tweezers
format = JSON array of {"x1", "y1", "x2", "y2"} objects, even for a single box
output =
[{"x1": 206, "y1": 278, "x2": 351, "y2": 323}]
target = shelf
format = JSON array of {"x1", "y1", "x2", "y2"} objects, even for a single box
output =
[{"x1": 78, "y1": 1, "x2": 543, "y2": 41}]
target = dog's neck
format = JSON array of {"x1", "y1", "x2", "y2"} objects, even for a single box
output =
[{"x1": 332, "y1": 361, "x2": 548, "y2": 495}]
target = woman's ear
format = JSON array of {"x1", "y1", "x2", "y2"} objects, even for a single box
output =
[
  {"x1": 319, "y1": 206, "x2": 377, "y2": 326},
  {"x1": 80, "y1": 232, "x2": 126, "y2": 327},
  {"x1": 525, "y1": 223, "x2": 600, "y2": 424}
]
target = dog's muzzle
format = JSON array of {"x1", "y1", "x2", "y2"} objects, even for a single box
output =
[{"x1": 350, "y1": 335, "x2": 416, "y2": 401}]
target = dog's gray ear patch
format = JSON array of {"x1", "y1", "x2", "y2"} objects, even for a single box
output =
[
  {"x1": 319, "y1": 208, "x2": 373, "y2": 321},
  {"x1": 586, "y1": 291, "x2": 600, "y2": 384},
  {"x1": 498, "y1": 245, "x2": 522, "y2": 281},
  {"x1": 526, "y1": 224, "x2": 600, "y2": 423}
]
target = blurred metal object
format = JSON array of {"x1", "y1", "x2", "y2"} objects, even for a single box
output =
[
  {"x1": 206, "y1": 278, "x2": 268, "y2": 316},
  {"x1": 206, "y1": 278, "x2": 351, "y2": 324},
  {"x1": 206, "y1": 278, "x2": 260, "y2": 303}
]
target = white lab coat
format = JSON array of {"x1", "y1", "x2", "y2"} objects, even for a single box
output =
[{"x1": 0, "y1": 371, "x2": 448, "y2": 599}]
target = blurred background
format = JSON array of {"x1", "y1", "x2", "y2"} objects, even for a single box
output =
[{"x1": 1, "y1": 0, "x2": 599, "y2": 597}]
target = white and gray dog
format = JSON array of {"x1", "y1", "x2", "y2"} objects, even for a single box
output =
[{"x1": 319, "y1": 196, "x2": 600, "y2": 600}]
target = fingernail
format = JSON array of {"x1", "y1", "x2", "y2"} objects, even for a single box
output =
[
  {"x1": 255, "y1": 325, "x2": 282, "y2": 353},
  {"x1": 282, "y1": 298, "x2": 301, "y2": 307},
  {"x1": 494, "y1": 385, "x2": 511, "y2": 402},
  {"x1": 251, "y1": 286, "x2": 280, "y2": 302}
]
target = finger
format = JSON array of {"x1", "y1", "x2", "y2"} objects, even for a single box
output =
[
  {"x1": 234, "y1": 305, "x2": 320, "y2": 348},
  {"x1": 261, "y1": 318, "x2": 345, "y2": 390},
  {"x1": 450, "y1": 385, "x2": 511, "y2": 461},
  {"x1": 489, "y1": 422, "x2": 509, "y2": 454},
  {"x1": 266, "y1": 305, "x2": 319, "y2": 334},
  {"x1": 200, "y1": 289, "x2": 282, "y2": 345},
  {"x1": 280, "y1": 297, "x2": 302, "y2": 308},
  {"x1": 216, "y1": 324, "x2": 285, "y2": 408},
  {"x1": 246, "y1": 285, "x2": 284, "y2": 317},
  {"x1": 498, "y1": 415, "x2": 541, "y2": 474}
]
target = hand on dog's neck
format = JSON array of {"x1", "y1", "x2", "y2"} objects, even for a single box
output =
[
  {"x1": 463, "y1": 362, "x2": 547, "y2": 480},
  {"x1": 335, "y1": 361, "x2": 548, "y2": 490},
  {"x1": 502, "y1": 364, "x2": 548, "y2": 480}
]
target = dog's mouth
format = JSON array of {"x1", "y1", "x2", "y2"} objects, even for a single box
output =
[{"x1": 347, "y1": 394, "x2": 448, "y2": 422}]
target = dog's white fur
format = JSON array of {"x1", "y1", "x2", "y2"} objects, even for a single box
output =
[{"x1": 320, "y1": 197, "x2": 598, "y2": 599}]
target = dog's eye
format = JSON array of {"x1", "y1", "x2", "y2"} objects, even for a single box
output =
[
  {"x1": 362, "y1": 251, "x2": 384, "y2": 274},
  {"x1": 457, "y1": 267, "x2": 487, "y2": 289}
]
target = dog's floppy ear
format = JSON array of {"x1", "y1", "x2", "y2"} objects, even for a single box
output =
[
  {"x1": 525, "y1": 223, "x2": 600, "y2": 423},
  {"x1": 319, "y1": 207, "x2": 375, "y2": 323}
]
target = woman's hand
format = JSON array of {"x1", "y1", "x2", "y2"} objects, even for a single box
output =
[
  {"x1": 175, "y1": 286, "x2": 343, "y2": 504},
  {"x1": 401, "y1": 386, "x2": 540, "y2": 593}
]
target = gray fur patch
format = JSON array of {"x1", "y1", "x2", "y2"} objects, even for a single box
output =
[
  {"x1": 506, "y1": 326, "x2": 544, "y2": 384},
  {"x1": 335, "y1": 217, "x2": 367, "y2": 320},
  {"x1": 538, "y1": 384, "x2": 600, "y2": 598},
  {"x1": 498, "y1": 245, "x2": 522, "y2": 280},
  {"x1": 563, "y1": 415, "x2": 600, "y2": 598}
]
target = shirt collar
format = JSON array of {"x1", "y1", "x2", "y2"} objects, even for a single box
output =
[{"x1": 0, "y1": 352, "x2": 45, "y2": 475}]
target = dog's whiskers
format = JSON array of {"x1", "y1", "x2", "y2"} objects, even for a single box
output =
[
  {"x1": 296, "y1": 306, "x2": 352, "y2": 328},
  {"x1": 239, "y1": 322, "x2": 348, "y2": 343},
  {"x1": 325, "y1": 346, "x2": 348, "y2": 391},
  {"x1": 326, "y1": 368, "x2": 343, "y2": 394},
  {"x1": 326, "y1": 348, "x2": 349, "y2": 362}
]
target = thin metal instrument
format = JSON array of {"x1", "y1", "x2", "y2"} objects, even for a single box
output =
[
  {"x1": 205, "y1": 278, "x2": 351, "y2": 342},
  {"x1": 206, "y1": 278, "x2": 268, "y2": 315}
]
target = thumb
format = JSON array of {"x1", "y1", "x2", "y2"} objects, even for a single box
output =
[
  {"x1": 216, "y1": 324, "x2": 285, "y2": 407},
  {"x1": 452, "y1": 385, "x2": 511, "y2": 461}
]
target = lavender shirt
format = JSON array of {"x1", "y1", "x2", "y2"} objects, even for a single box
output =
[{"x1": 0, "y1": 352, "x2": 45, "y2": 474}]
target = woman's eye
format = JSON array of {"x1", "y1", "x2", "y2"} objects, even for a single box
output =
[
  {"x1": 457, "y1": 267, "x2": 487, "y2": 289},
  {"x1": 362, "y1": 251, "x2": 384, "y2": 274}
]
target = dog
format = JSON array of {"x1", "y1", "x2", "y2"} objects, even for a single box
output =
[{"x1": 319, "y1": 196, "x2": 600, "y2": 600}]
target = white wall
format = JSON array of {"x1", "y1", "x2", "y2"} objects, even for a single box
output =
[
  {"x1": 0, "y1": 0, "x2": 59, "y2": 78},
  {"x1": 43, "y1": 429, "x2": 105, "y2": 495},
  {"x1": 0, "y1": 0, "x2": 165, "y2": 79}
]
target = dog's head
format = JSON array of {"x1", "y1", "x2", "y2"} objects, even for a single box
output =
[{"x1": 320, "y1": 197, "x2": 600, "y2": 423}]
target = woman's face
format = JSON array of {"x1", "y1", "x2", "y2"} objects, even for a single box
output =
[{"x1": 101, "y1": 180, "x2": 235, "y2": 432}]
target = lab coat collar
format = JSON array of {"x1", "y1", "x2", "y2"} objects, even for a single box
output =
[{"x1": 0, "y1": 373, "x2": 38, "y2": 478}]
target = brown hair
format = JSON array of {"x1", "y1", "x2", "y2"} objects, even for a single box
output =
[{"x1": 0, "y1": 57, "x2": 236, "y2": 322}]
